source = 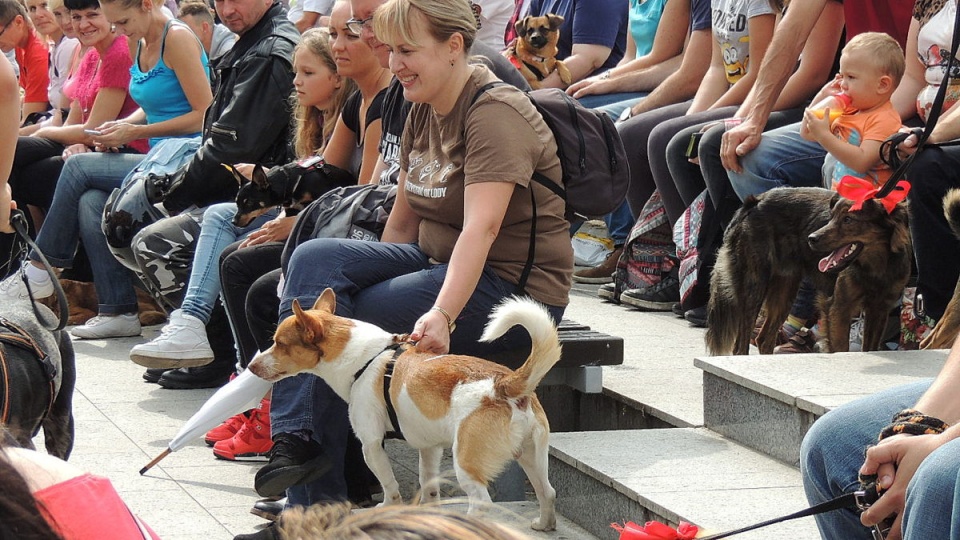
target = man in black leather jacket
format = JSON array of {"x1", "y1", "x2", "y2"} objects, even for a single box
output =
[{"x1": 128, "y1": 0, "x2": 299, "y2": 390}]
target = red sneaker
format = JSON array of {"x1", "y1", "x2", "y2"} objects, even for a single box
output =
[
  {"x1": 204, "y1": 411, "x2": 249, "y2": 446},
  {"x1": 213, "y1": 399, "x2": 273, "y2": 461}
]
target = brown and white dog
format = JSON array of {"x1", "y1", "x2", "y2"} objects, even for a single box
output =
[
  {"x1": 248, "y1": 289, "x2": 560, "y2": 531},
  {"x1": 504, "y1": 14, "x2": 572, "y2": 90}
]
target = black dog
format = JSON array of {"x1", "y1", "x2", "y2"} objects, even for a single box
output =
[
  {"x1": 706, "y1": 187, "x2": 911, "y2": 355},
  {"x1": 1, "y1": 298, "x2": 76, "y2": 459},
  {"x1": 232, "y1": 159, "x2": 356, "y2": 227}
]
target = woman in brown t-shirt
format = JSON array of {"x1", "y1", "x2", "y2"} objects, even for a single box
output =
[{"x1": 280, "y1": 0, "x2": 572, "y2": 357}]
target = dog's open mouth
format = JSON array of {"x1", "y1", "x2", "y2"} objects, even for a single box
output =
[{"x1": 818, "y1": 242, "x2": 863, "y2": 273}]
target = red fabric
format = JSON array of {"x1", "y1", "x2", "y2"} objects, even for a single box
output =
[
  {"x1": 835, "y1": 175, "x2": 910, "y2": 213},
  {"x1": 34, "y1": 474, "x2": 160, "y2": 540},
  {"x1": 843, "y1": 0, "x2": 913, "y2": 50},
  {"x1": 15, "y1": 29, "x2": 50, "y2": 105},
  {"x1": 612, "y1": 520, "x2": 699, "y2": 540}
]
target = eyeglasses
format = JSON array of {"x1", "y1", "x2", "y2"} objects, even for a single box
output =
[
  {"x1": 345, "y1": 14, "x2": 373, "y2": 35},
  {"x1": 0, "y1": 18, "x2": 15, "y2": 36}
]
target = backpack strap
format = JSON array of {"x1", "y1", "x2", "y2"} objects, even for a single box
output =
[{"x1": 468, "y1": 81, "x2": 538, "y2": 295}]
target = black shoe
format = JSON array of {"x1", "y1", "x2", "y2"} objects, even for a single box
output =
[
  {"x1": 142, "y1": 368, "x2": 170, "y2": 384},
  {"x1": 157, "y1": 362, "x2": 234, "y2": 390},
  {"x1": 250, "y1": 498, "x2": 284, "y2": 522},
  {"x1": 684, "y1": 305, "x2": 708, "y2": 328},
  {"x1": 671, "y1": 302, "x2": 685, "y2": 318},
  {"x1": 254, "y1": 433, "x2": 332, "y2": 498},
  {"x1": 233, "y1": 523, "x2": 277, "y2": 540}
]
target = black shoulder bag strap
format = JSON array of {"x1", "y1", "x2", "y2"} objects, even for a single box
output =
[{"x1": 876, "y1": 6, "x2": 960, "y2": 199}]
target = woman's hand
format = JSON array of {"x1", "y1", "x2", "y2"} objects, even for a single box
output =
[
  {"x1": 410, "y1": 309, "x2": 451, "y2": 354},
  {"x1": 859, "y1": 433, "x2": 947, "y2": 540},
  {"x1": 0, "y1": 184, "x2": 16, "y2": 233},
  {"x1": 93, "y1": 121, "x2": 139, "y2": 149},
  {"x1": 61, "y1": 143, "x2": 91, "y2": 159},
  {"x1": 239, "y1": 215, "x2": 296, "y2": 248}
]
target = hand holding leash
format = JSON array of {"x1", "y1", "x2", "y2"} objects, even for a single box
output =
[
  {"x1": 410, "y1": 308, "x2": 452, "y2": 354},
  {"x1": 859, "y1": 432, "x2": 949, "y2": 539}
]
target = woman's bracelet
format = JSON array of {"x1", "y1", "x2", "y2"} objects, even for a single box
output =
[{"x1": 430, "y1": 306, "x2": 456, "y2": 334}]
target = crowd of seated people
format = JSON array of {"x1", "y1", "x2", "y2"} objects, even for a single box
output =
[{"x1": 4, "y1": 0, "x2": 960, "y2": 538}]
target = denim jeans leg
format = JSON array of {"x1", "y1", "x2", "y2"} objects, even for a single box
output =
[
  {"x1": 727, "y1": 122, "x2": 826, "y2": 200},
  {"x1": 903, "y1": 437, "x2": 960, "y2": 538},
  {"x1": 180, "y1": 203, "x2": 278, "y2": 323},
  {"x1": 604, "y1": 200, "x2": 633, "y2": 246},
  {"x1": 32, "y1": 152, "x2": 145, "y2": 266},
  {"x1": 78, "y1": 189, "x2": 139, "y2": 314},
  {"x1": 800, "y1": 380, "x2": 930, "y2": 539}
]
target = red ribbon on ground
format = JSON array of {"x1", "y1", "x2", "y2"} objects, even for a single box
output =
[
  {"x1": 834, "y1": 175, "x2": 910, "y2": 213},
  {"x1": 611, "y1": 520, "x2": 700, "y2": 540}
]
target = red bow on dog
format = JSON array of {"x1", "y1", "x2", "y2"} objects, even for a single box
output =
[
  {"x1": 612, "y1": 520, "x2": 700, "y2": 539},
  {"x1": 835, "y1": 175, "x2": 910, "y2": 213}
]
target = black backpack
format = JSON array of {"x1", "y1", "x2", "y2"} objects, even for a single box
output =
[{"x1": 471, "y1": 82, "x2": 629, "y2": 220}]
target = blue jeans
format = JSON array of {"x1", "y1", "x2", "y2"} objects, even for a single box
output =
[
  {"x1": 180, "y1": 203, "x2": 278, "y2": 323},
  {"x1": 604, "y1": 200, "x2": 633, "y2": 245},
  {"x1": 576, "y1": 92, "x2": 647, "y2": 120},
  {"x1": 271, "y1": 238, "x2": 565, "y2": 505},
  {"x1": 727, "y1": 122, "x2": 826, "y2": 200},
  {"x1": 799, "y1": 379, "x2": 960, "y2": 539},
  {"x1": 32, "y1": 152, "x2": 145, "y2": 315}
]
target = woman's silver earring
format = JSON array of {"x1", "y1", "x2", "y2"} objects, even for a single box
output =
[{"x1": 450, "y1": 59, "x2": 455, "y2": 67}]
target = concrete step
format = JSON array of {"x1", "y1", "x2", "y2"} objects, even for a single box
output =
[
  {"x1": 694, "y1": 350, "x2": 947, "y2": 465},
  {"x1": 549, "y1": 428, "x2": 821, "y2": 540}
]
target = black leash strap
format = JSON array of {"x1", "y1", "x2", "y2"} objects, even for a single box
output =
[
  {"x1": 875, "y1": 4, "x2": 960, "y2": 199},
  {"x1": 9, "y1": 210, "x2": 68, "y2": 331},
  {"x1": 697, "y1": 490, "x2": 866, "y2": 540}
]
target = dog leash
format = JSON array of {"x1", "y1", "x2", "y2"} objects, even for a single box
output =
[
  {"x1": 875, "y1": 4, "x2": 960, "y2": 200},
  {"x1": 8, "y1": 210, "x2": 69, "y2": 331},
  {"x1": 694, "y1": 483, "x2": 882, "y2": 540}
]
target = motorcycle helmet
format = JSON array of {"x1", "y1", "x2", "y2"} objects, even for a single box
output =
[{"x1": 102, "y1": 172, "x2": 171, "y2": 272}]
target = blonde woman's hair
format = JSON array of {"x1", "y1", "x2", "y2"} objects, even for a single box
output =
[
  {"x1": 843, "y1": 31, "x2": 905, "y2": 86},
  {"x1": 278, "y1": 502, "x2": 532, "y2": 540},
  {"x1": 373, "y1": 0, "x2": 476, "y2": 53},
  {"x1": 292, "y1": 27, "x2": 356, "y2": 158},
  {"x1": 48, "y1": 0, "x2": 64, "y2": 12}
]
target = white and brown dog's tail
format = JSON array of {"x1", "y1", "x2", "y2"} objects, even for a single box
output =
[{"x1": 480, "y1": 297, "x2": 561, "y2": 398}]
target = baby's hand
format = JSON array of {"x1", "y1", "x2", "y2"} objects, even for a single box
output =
[{"x1": 801, "y1": 108, "x2": 833, "y2": 142}]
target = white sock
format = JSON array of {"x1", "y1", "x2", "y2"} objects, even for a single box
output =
[{"x1": 24, "y1": 263, "x2": 51, "y2": 285}]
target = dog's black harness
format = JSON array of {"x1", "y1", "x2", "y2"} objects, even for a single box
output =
[
  {"x1": 353, "y1": 343, "x2": 409, "y2": 440},
  {"x1": 0, "y1": 316, "x2": 57, "y2": 425}
]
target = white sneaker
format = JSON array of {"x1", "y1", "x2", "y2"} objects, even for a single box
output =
[
  {"x1": 0, "y1": 265, "x2": 54, "y2": 302},
  {"x1": 129, "y1": 309, "x2": 214, "y2": 369},
  {"x1": 71, "y1": 313, "x2": 141, "y2": 340}
]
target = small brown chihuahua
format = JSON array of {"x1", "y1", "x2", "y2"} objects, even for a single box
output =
[{"x1": 505, "y1": 14, "x2": 572, "y2": 90}]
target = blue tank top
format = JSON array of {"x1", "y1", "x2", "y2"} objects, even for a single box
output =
[{"x1": 129, "y1": 19, "x2": 210, "y2": 147}]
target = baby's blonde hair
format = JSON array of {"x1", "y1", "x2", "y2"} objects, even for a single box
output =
[{"x1": 843, "y1": 32, "x2": 905, "y2": 86}]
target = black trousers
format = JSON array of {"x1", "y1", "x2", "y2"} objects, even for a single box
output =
[
  {"x1": 219, "y1": 241, "x2": 283, "y2": 368},
  {"x1": 906, "y1": 146, "x2": 960, "y2": 321}
]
